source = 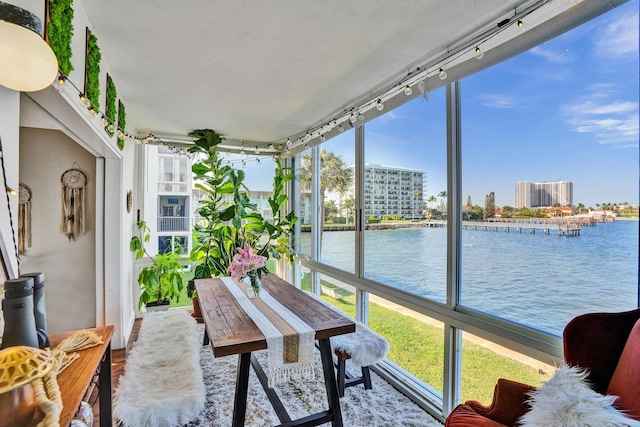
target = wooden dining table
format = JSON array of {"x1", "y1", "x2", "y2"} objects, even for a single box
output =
[{"x1": 195, "y1": 274, "x2": 356, "y2": 427}]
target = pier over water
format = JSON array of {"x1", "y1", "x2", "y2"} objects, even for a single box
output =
[{"x1": 301, "y1": 218, "x2": 587, "y2": 236}]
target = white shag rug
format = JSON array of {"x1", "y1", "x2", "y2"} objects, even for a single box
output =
[
  {"x1": 114, "y1": 311, "x2": 205, "y2": 427},
  {"x1": 187, "y1": 324, "x2": 441, "y2": 427}
]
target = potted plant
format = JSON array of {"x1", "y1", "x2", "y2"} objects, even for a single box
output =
[
  {"x1": 130, "y1": 220, "x2": 187, "y2": 311},
  {"x1": 187, "y1": 129, "x2": 297, "y2": 307}
]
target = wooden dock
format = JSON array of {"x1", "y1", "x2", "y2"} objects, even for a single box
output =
[
  {"x1": 461, "y1": 221, "x2": 581, "y2": 236},
  {"x1": 300, "y1": 218, "x2": 582, "y2": 236}
]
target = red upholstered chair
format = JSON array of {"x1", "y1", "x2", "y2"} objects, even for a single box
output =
[{"x1": 445, "y1": 308, "x2": 640, "y2": 426}]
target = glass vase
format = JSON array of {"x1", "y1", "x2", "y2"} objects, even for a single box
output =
[{"x1": 247, "y1": 272, "x2": 261, "y2": 299}]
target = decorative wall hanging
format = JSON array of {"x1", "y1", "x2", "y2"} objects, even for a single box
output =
[
  {"x1": 117, "y1": 100, "x2": 126, "y2": 150},
  {"x1": 126, "y1": 190, "x2": 132, "y2": 213},
  {"x1": 46, "y1": 0, "x2": 75, "y2": 76},
  {"x1": 105, "y1": 73, "x2": 117, "y2": 137},
  {"x1": 60, "y1": 168, "x2": 86, "y2": 240},
  {"x1": 84, "y1": 27, "x2": 101, "y2": 110},
  {"x1": 18, "y1": 183, "x2": 32, "y2": 255}
]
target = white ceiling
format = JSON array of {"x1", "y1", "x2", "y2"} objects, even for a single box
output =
[{"x1": 75, "y1": 0, "x2": 582, "y2": 147}]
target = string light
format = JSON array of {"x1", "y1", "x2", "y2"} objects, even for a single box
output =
[
  {"x1": 53, "y1": 0, "x2": 553, "y2": 155},
  {"x1": 5, "y1": 186, "x2": 16, "y2": 196}
]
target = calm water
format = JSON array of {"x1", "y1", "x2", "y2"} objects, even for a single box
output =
[{"x1": 300, "y1": 220, "x2": 639, "y2": 335}]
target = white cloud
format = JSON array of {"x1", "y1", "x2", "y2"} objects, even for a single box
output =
[
  {"x1": 593, "y1": 9, "x2": 639, "y2": 59},
  {"x1": 565, "y1": 96, "x2": 639, "y2": 145},
  {"x1": 565, "y1": 101, "x2": 638, "y2": 115},
  {"x1": 530, "y1": 46, "x2": 573, "y2": 63},
  {"x1": 479, "y1": 94, "x2": 515, "y2": 109}
]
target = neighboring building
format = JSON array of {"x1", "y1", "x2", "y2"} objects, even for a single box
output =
[
  {"x1": 145, "y1": 145, "x2": 193, "y2": 254},
  {"x1": 348, "y1": 164, "x2": 425, "y2": 220},
  {"x1": 515, "y1": 180, "x2": 573, "y2": 208},
  {"x1": 543, "y1": 206, "x2": 576, "y2": 217}
]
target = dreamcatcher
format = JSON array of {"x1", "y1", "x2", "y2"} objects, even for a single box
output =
[
  {"x1": 18, "y1": 183, "x2": 31, "y2": 254},
  {"x1": 60, "y1": 168, "x2": 87, "y2": 241}
]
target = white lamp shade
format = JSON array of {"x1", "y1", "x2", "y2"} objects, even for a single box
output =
[{"x1": 0, "y1": 4, "x2": 58, "y2": 92}]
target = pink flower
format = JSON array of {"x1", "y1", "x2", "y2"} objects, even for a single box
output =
[{"x1": 229, "y1": 243, "x2": 267, "y2": 281}]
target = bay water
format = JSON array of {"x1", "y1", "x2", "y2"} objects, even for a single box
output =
[{"x1": 300, "y1": 220, "x2": 639, "y2": 335}]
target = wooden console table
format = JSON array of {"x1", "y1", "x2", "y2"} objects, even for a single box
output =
[{"x1": 33, "y1": 326, "x2": 114, "y2": 427}]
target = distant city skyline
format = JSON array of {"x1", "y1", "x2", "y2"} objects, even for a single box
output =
[{"x1": 239, "y1": 1, "x2": 638, "y2": 210}]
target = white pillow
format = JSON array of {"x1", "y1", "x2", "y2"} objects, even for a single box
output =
[{"x1": 519, "y1": 365, "x2": 640, "y2": 427}]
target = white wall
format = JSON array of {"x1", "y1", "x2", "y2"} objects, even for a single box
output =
[
  {"x1": 19, "y1": 128, "x2": 96, "y2": 333},
  {"x1": 0, "y1": 87, "x2": 20, "y2": 279}
]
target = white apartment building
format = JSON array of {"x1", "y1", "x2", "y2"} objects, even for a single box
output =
[
  {"x1": 348, "y1": 164, "x2": 425, "y2": 220},
  {"x1": 144, "y1": 145, "x2": 193, "y2": 254},
  {"x1": 515, "y1": 180, "x2": 573, "y2": 208}
]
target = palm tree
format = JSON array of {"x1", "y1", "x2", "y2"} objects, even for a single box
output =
[
  {"x1": 300, "y1": 150, "x2": 353, "y2": 227},
  {"x1": 324, "y1": 199, "x2": 338, "y2": 222},
  {"x1": 438, "y1": 190, "x2": 447, "y2": 210},
  {"x1": 342, "y1": 196, "x2": 355, "y2": 224},
  {"x1": 427, "y1": 195, "x2": 437, "y2": 209}
]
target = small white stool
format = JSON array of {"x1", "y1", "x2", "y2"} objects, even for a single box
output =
[{"x1": 331, "y1": 323, "x2": 390, "y2": 397}]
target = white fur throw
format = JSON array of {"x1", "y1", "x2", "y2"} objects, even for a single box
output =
[
  {"x1": 520, "y1": 365, "x2": 640, "y2": 427},
  {"x1": 304, "y1": 291, "x2": 389, "y2": 367},
  {"x1": 114, "y1": 310, "x2": 205, "y2": 427},
  {"x1": 331, "y1": 321, "x2": 390, "y2": 367}
]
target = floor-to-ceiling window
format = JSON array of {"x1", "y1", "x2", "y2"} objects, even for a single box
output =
[
  {"x1": 460, "y1": 2, "x2": 638, "y2": 337},
  {"x1": 291, "y1": 0, "x2": 638, "y2": 419}
]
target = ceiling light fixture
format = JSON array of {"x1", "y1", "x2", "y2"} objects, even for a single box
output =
[
  {"x1": 438, "y1": 68, "x2": 447, "y2": 80},
  {"x1": 0, "y1": 2, "x2": 58, "y2": 92},
  {"x1": 404, "y1": 85, "x2": 412, "y2": 96}
]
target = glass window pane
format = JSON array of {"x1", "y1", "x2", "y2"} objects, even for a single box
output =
[
  {"x1": 370, "y1": 295, "x2": 444, "y2": 395},
  {"x1": 319, "y1": 130, "x2": 355, "y2": 273},
  {"x1": 461, "y1": 331, "x2": 554, "y2": 404},
  {"x1": 178, "y1": 158, "x2": 188, "y2": 182},
  {"x1": 296, "y1": 147, "x2": 313, "y2": 258},
  {"x1": 460, "y1": 3, "x2": 639, "y2": 335},
  {"x1": 363, "y1": 91, "x2": 447, "y2": 302}
]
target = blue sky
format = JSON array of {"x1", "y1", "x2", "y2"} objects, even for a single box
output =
[{"x1": 241, "y1": 1, "x2": 638, "y2": 209}]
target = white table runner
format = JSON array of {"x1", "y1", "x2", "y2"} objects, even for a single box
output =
[{"x1": 221, "y1": 277, "x2": 315, "y2": 387}]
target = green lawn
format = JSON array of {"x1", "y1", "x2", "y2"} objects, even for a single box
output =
[{"x1": 301, "y1": 275, "x2": 551, "y2": 403}]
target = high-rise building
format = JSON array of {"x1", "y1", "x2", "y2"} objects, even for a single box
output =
[
  {"x1": 515, "y1": 180, "x2": 573, "y2": 208},
  {"x1": 348, "y1": 164, "x2": 425, "y2": 219}
]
